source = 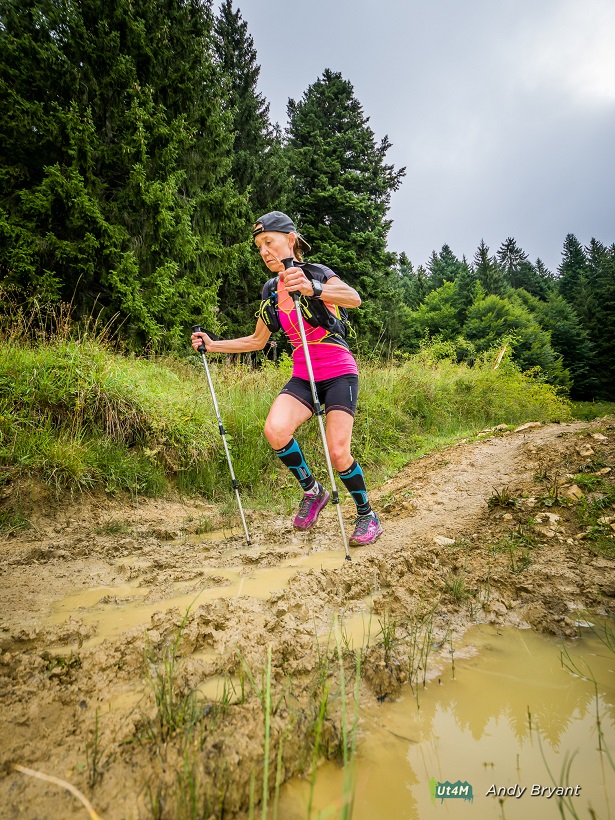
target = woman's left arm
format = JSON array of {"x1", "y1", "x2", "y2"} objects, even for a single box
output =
[
  {"x1": 316, "y1": 277, "x2": 361, "y2": 309},
  {"x1": 281, "y1": 266, "x2": 361, "y2": 308}
]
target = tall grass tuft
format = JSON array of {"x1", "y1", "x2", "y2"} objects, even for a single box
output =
[
  {"x1": 144, "y1": 608, "x2": 200, "y2": 745},
  {"x1": 334, "y1": 624, "x2": 360, "y2": 819}
]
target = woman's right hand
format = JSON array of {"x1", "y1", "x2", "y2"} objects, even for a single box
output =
[{"x1": 191, "y1": 331, "x2": 212, "y2": 352}]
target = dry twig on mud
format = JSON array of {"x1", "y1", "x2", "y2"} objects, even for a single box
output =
[{"x1": 13, "y1": 764, "x2": 102, "y2": 819}]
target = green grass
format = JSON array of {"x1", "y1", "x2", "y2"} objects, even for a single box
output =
[
  {"x1": 0, "y1": 332, "x2": 573, "y2": 506},
  {"x1": 575, "y1": 485, "x2": 615, "y2": 559},
  {"x1": 0, "y1": 509, "x2": 31, "y2": 535},
  {"x1": 571, "y1": 400, "x2": 615, "y2": 421}
]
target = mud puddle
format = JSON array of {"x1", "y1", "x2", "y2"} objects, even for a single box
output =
[
  {"x1": 276, "y1": 624, "x2": 615, "y2": 820},
  {"x1": 45, "y1": 548, "x2": 347, "y2": 650}
]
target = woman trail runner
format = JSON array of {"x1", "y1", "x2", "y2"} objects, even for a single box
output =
[{"x1": 191, "y1": 211, "x2": 382, "y2": 546}]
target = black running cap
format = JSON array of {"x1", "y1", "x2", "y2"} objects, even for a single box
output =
[{"x1": 253, "y1": 211, "x2": 311, "y2": 252}]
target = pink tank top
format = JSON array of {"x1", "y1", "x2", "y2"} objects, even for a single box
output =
[{"x1": 276, "y1": 282, "x2": 358, "y2": 381}]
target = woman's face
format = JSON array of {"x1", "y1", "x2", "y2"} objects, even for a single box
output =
[{"x1": 255, "y1": 231, "x2": 295, "y2": 272}]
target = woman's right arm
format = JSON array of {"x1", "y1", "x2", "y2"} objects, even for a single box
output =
[{"x1": 191, "y1": 318, "x2": 272, "y2": 354}]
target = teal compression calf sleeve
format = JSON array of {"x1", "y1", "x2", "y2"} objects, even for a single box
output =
[
  {"x1": 338, "y1": 460, "x2": 372, "y2": 516},
  {"x1": 274, "y1": 438, "x2": 317, "y2": 493}
]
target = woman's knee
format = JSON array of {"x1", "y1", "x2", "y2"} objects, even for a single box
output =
[
  {"x1": 328, "y1": 443, "x2": 353, "y2": 472},
  {"x1": 264, "y1": 416, "x2": 292, "y2": 449}
]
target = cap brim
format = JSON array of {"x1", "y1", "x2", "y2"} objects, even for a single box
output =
[{"x1": 296, "y1": 234, "x2": 311, "y2": 253}]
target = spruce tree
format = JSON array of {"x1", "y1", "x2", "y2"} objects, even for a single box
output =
[
  {"x1": 557, "y1": 234, "x2": 590, "y2": 306},
  {"x1": 0, "y1": 0, "x2": 243, "y2": 349},
  {"x1": 427, "y1": 244, "x2": 465, "y2": 289},
  {"x1": 586, "y1": 238, "x2": 609, "y2": 278},
  {"x1": 496, "y1": 237, "x2": 549, "y2": 298},
  {"x1": 532, "y1": 292, "x2": 595, "y2": 398},
  {"x1": 393, "y1": 252, "x2": 427, "y2": 310},
  {"x1": 212, "y1": 0, "x2": 290, "y2": 338},
  {"x1": 452, "y1": 258, "x2": 478, "y2": 321},
  {"x1": 413, "y1": 265, "x2": 429, "y2": 308},
  {"x1": 285, "y1": 69, "x2": 405, "y2": 349},
  {"x1": 584, "y1": 242, "x2": 615, "y2": 398},
  {"x1": 553, "y1": 235, "x2": 615, "y2": 397},
  {"x1": 473, "y1": 240, "x2": 505, "y2": 296},
  {"x1": 213, "y1": 0, "x2": 288, "y2": 214},
  {"x1": 534, "y1": 259, "x2": 556, "y2": 297}
]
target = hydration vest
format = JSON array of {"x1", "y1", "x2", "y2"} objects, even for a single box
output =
[{"x1": 257, "y1": 263, "x2": 351, "y2": 349}]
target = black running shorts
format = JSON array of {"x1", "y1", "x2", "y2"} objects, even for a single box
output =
[{"x1": 280, "y1": 374, "x2": 359, "y2": 417}]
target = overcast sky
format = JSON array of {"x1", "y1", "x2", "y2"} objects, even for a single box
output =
[{"x1": 225, "y1": 0, "x2": 615, "y2": 273}]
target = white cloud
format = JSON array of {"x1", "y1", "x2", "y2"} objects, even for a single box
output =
[{"x1": 512, "y1": 0, "x2": 615, "y2": 105}]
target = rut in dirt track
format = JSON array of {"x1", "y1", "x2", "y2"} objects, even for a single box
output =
[{"x1": 371, "y1": 421, "x2": 586, "y2": 549}]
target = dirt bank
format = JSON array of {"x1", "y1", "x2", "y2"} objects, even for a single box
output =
[{"x1": 1, "y1": 418, "x2": 614, "y2": 818}]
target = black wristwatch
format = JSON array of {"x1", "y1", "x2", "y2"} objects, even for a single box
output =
[{"x1": 311, "y1": 280, "x2": 323, "y2": 299}]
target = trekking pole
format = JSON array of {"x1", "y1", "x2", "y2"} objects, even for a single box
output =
[
  {"x1": 281, "y1": 258, "x2": 351, "y2": 562},
  {"x1": 192, "y1": 326, "x2": 252, "y2": 546}
]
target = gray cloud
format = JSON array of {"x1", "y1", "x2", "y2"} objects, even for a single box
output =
[{"x1": 232, "y1": 0, "x2": 615, "y2": 271}]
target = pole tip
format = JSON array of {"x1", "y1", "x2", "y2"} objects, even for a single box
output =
[{"x1": 345, "y1": 554, "x2": 352, "y2": 562}]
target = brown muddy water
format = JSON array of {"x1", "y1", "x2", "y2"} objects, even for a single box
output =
[
  {"x1": 45, "y1": 547, "x2": 348, "y2": 649},
  {"x1": 37, "y1": 541, "x2": 614, "y2": 820},
  {"x1": 276, "y1": 624, "x2": 615, "y2": 820}
]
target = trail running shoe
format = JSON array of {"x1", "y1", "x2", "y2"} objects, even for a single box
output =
[
  {"x1": 349, "y1": 512, "x2": 383, "y2": 546},
  {"x1": 293, "y1": 485, "x2": 330, "y2": 530}
]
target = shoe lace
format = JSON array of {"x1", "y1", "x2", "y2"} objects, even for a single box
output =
[
  {"x1": 354, "y1": 514, "x2": 375, "y2": 535},
  {"x1": 298, "y1": 495, "x2": 315, "y2": 517}
]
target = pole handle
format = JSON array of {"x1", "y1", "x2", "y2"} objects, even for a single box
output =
[
  {"x1": 192, "y1": 324, "x2": 207, "y2": 353},
  {"x1": 281, "y1": 257, "x2": 301, "y2": 300},
  {"x1": 192, "y1": 325, "x2": 222, "y2": 353}
]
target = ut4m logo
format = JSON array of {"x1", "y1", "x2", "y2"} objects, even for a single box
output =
[{"x1": 430, "y1": 778, "x2": 474, "y2": 803}]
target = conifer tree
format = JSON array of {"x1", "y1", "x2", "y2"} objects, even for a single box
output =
[
  {"x1": 0, "y1": 0, "x2": 242, "y2": 349},
  {"x1": 392, "y1": 252, "x2": 427, "y2": 310},
  {"x1": 534, "y1": 259, "x2": 556, "y2": 296},
  {"x1": 413, "y1": 265, "x2": 429, "y2": 308},
  {"x1": 552, "y1": 235, "x2": 615, "y2": 397},
  {"x1": 513, "y1": 289, "x2": 595, "y2": 396},
  {"x1": 534, "y1": 293, "x2": 595, "y2": 397},
  {"x1": 586, "y1": 238, "x2": 609, "y2": 278},
  {"x1": 452, "y1": 258, "x2": 478, "y2": 321},
  {"x1": 285, "y1": 69, "x2": 405, "y2": 348},
  {"x1": 427, "y1": 244, "x2": 465, "y2": 289},
  {"x1": 473, "y1": 240, "x2": 505, "y2": 296},
  {"x1": 557, "y1": 234, "x2": 590, "y2": 306},
  {"x1": 496, "y1": 237, "x2": 548, "y2": 298},
  {"x1": 584, "y1": 242, "x2": 615, "y2": 398},
  {"x1": 212, "y1": 0, "x2": 290, "y2": 338},
  {"x1": 213, "y1": 0, "x2": 288, "y2": 214}
]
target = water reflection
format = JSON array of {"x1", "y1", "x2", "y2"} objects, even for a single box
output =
[
  {"x1": 275, "y1": 624, "x2": 615, "y2": 820},
  {"x1": 419, "y1": 630, "x2": 612, "y2": 749}
]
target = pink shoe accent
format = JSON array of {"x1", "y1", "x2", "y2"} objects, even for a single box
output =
[
  {"x1": 349, "y1": 513, "x2": 383, "y2": 546},
  {"x1": 293, "y1": 487, "x2": 330, "y2": 530}
]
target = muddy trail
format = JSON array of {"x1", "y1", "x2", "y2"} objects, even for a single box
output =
[{"x1": 1, "y1": 418, "x2": 614, "y2": 818}]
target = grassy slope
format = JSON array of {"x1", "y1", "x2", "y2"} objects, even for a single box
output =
[{"x1": 0, "y1": 337, "x2": 575, "y2": 520}]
